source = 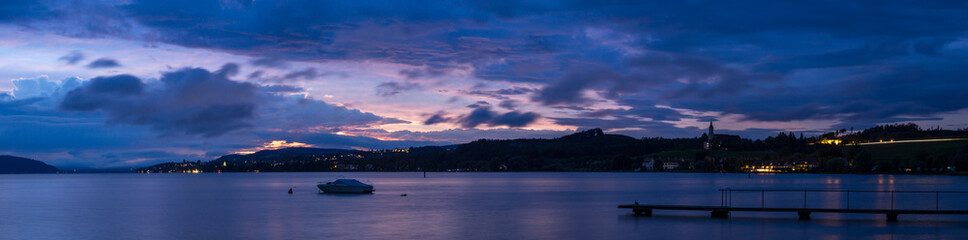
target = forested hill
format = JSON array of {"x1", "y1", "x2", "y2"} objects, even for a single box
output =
[
  {"x1": 142, "y1": 128, "x2": 661, "y2": 172},
  {"x1": 450, "y1": 128, "x2": 646, "y2": 170},
  {"x1": 138, "y1": 124, "x2": 968, "y2": 173},
  {"x1": 0, "y1": 155, "x2": 59, "y2": 174},
  {"x1": 214, "y1": 147, "x2": 360, "y2": 163}
]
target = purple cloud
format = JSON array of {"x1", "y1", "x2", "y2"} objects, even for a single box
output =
[
  {"x1": 86, "y1": 58, "x2": 121, "y2": 68},
  {"x1": 58, "y1": 51, "x2": 85, "y2": 65}
]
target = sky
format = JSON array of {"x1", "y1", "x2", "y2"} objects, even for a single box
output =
[{"x1": 2, "y1": 0, "x2": 968, "y2": 168}]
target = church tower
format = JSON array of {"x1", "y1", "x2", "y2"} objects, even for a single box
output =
[
  {"x1": 708, "y1": 122, "x2": 714, "y2": 139},
  {"x1": 704, "y1": 122, "x2": 714, "y2": 150}
]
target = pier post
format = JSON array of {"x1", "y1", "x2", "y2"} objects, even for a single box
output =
[
  {"x1": 711, "y1": 210, "x2": 729, "y2": 219},
  {"x1": 633, "y1": 209, "x2": 653, "y2": 216},
  {"x1": 886, "y1": 213, "x2": 899, "y2": 222},
  {"x1": 797, "y1": 211, "x2": 811, "y2": 220}
]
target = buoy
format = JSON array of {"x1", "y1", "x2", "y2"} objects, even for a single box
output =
[{"x1": 288, "y1": 188, "x2": 293, "y2": 194}]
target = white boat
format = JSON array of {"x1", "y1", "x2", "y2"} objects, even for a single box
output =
[{"x1": 317, "y1": 179, "x2": 374, "y2": 193}]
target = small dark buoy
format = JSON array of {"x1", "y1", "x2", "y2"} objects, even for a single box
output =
[
  {"x1": 288, "y1": 188, "x2": 293, "y2": 194},
  {"x1": 400, "y1": 193, "x2": 407, "y2": 197}
]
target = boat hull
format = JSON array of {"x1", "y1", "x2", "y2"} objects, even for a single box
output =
[{"x1": 317, "y1": 184, "x2": 374, "y2": 193}]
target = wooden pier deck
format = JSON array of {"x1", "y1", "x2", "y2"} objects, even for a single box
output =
[
  {"x1": 619, "y1": 188, "x2": 968, "y2": 222},
  {"x1": 618, "y1": 204, "x2": 968, "y2": 221}
]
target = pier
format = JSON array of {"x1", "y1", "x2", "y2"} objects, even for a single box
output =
[{"x1": 619, "y1": 189, "x2": 968, "y2": 222}]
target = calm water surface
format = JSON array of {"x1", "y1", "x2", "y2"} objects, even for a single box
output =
[{"x1": 2, "y1": 172, "x2": 968, "y2": 239}]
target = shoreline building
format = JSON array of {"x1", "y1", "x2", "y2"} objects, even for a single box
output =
[{"x1": 703, "y1": 122, "x2": 742, "y2": 150}]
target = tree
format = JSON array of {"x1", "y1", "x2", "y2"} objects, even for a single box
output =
[
  {"x1": 823, "y1": 158, "x2": 847, "y2": 172},
  {"x1": 952, "y1": 144, "x2": 968, "y2": 172},
  {"x1": 852, "y1": 150, "x2": 874, "y2": 173}
]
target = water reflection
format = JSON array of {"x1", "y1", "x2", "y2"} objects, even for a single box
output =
[{"x1": 1, "y1": 173, "x2": 967, "y2": 240}]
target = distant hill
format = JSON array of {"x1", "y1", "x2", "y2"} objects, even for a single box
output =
[
  {"x1": 0, "y1": 155, "x2": 59, "y2": 174},
  {"x1": 448, "y1": 128, "x2": 645, "y2": 170},
  {"x1": 213, "y1": 147, "x2": 360, "y2": 163}
]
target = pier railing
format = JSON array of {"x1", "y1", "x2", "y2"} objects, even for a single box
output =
[
  {"x1": 622, "y1": 188, "x2": 968, "y2": 221},
  {"x1": 719, "y1": 188, "x2": 968, "y2": 211}
]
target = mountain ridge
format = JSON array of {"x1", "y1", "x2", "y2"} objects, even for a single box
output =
[{"x1": 0, "y1": 155, "x2": 59, "y2": 174}]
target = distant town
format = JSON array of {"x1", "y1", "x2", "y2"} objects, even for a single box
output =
[{"x1": 139, "y1": 123, "x2": 968, "y2": 175}]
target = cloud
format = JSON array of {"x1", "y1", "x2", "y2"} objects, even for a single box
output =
[
  {"x1": 455, "y1": 106, "x2": 540, "y2": 128},
  {"x1": 5, "y1": 0, "x2": 968, "y2": 153},
  {"x1": 466, "y1": 101, "x2": 490, "y2": 108},
  {"x1": 375, "y1": 81, "x2": 420, "y2": 96},
  {"x1": 423, "y1": 111, "x2": 451, "y2": 125},
  {"x1": 491, "y1": 110, "x2": 540, "y2": 127},
  {"x1": 58, "y1": 51, "x2": 84, "y2": 65},
  {"x1": 249, "y1": 57, "x2": 289, "y2": 69},
  {"x1": 459, "y1": 87, "x2": 537, "y2": 100},
  {"x1": 551, "y1": 116, "x2": 704, "y2": 138},
  {"x1": 283, "y1": 67, "x2": 318, "y2": 80},
  {"x1": 12, "y1": 75, "x2": 81, "y2": 99},
  {"x1": 257, "y1": 93, "x2": 402, "y2": 131},
  {"x1": 60, "y1": 74, "x2": 145, "y2": 111},
  {"x1": 399, "y1": 67, "x2": 449, "y2": 79},
  {"x1": 0, "y1": 0, "x2": 54, "y2": 22},
  {"x1": 384, "y1": 128, "x2": 574, "y2": 143},
  {"x1": 498, "y1": 100, "x2": 518, "y2": 110},
  {"x1": 86, "y1": 58, "x2": 121, "y2": 68},
  {"x1": 532, "y1": 66, "x2": 624, "y2": 105},
  {"x1": 59, "y1": 65, "x2": 401, "y2": 137},
  {"x1": 61, "y1": 68, "x2": 255, "y2": 137},
  {"x1": 261, "y1": 85, "x2": 305, "y2": 93},
  {"x1": 216, "y1": 62, "x2": 240, "y2": 77}
]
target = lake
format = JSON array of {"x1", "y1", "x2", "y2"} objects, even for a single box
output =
[{"x1": 2, "y1": 172, "x2": 968, "y2": 239}]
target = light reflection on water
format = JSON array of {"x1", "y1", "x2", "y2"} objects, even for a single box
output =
[{"x1": 1, "y1": 172, "x2": 967, "y2": 240}]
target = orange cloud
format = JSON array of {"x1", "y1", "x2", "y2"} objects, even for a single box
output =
[{"x1": 234, "y1": 140, "x2": 315, "y2": 155}]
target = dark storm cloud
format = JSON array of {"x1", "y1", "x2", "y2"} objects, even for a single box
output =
[
  {"x1": 86, "y1": 58, "x2": 121, "y2": 68},
  {"x1": 58, "y1": 51, "x2": 84, "y2": 65}
]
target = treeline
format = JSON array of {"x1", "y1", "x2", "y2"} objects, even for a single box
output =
[
  {"x1": 140, "y1": 123, "x2": 968, "y2": 173},
  {"x1": 824, "y1": 123, "x2": 968, "y2": 143}
]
